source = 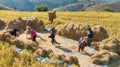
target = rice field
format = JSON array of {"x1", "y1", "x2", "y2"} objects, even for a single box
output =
[
  {"x1": 0, "y1": 10, "x2": 120, "y2": 67},
  {"x1": 0, "y1": 10, "x2": 120, "y2": 38},
  {"x1": 0, "y1": 42, "x2": 78, "y2": 67}
]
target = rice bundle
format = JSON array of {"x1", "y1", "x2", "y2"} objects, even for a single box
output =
[
  {"x1": 99, "y1": 36, "x2": 120, "y2": 55},
  {"x1": 56, "y1": 24, "x2": 108, "y2": 42},
  {"x1": 0, "y1": 19, "x2": 6, "y2": 30},
  {"x1": 90, "y1": 50, "x2": 119, "y2": 65}
]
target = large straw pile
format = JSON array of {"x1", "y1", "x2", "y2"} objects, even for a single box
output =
[
  {"x1": 90, "y1": 50, "x2": 119, "y2": 65},
  {"x1": 5, "y1": 17, "x2": 26, "y2": 33},
  {"x1": 99, "y1": 36, "x2": 120, "y2": 55},
  {"x1": 64, "y1": 55, "x2": 80, "y2": 67},
  {"x1": 5, "y1": 17, "x2": 45, "y2": 33},
  {"x1": 90, "y1": 36, "x2": 120, "y2": 65},
  {"x1": 56, "y1": 23, "x2": 88, "y2": 40},
  {"x1": 92, "y1": 25, "x2": 108, "y2": 42},
  {"x1": 56, "y1": 24, "x2": 108, "y2": 41}
]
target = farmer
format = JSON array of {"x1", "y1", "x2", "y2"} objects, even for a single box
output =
[
  {"x1": 48, "y1": 10, "x2": 56, "y2": 24},
  {"x1": 78, "y1": 37, "x2": 87, "y2": 52},
  {"x1": 26, "y1": 19, "x2": 30, "y2": 26},
  {"x1": 10, "y1": 28, "x2": 18, "y2": 37},
  {"x1": 49, "y1": 27, "x2": 56, "y2": 44},
  {"x1": 87, "y1": 27, "x2": 94, "y2": 47},
  {"x1": 30, "y1": 29, "x2": 37, "y2": 42}
]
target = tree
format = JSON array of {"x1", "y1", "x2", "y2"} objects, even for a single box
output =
[
  {"x1": 34, "y1": 5, "x2": 48, "y2": 12},
  {"x1": 102, "y1": 7, "x2": 114, "y2": 12},
  {"x1": 80, "y1": 9, "x2": 85, "y2": 11}
]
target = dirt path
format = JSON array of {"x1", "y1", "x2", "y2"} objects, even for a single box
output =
[
  {"x1": 0, "y1": 29, "x2": 115, "y2": 67},
  {"x1": 35, "y1": 32, "x2": 101, "y2": 67},
  {"x1": 0, "y1": 29, "x2": 105, "y2": 67}
]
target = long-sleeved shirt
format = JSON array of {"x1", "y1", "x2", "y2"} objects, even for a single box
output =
[{"x1": 30, "y1": 30, "x2": 36, "y2": 37}]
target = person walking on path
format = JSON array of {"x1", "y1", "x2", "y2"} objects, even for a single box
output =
[
  {"x1": 30, "y1": 29, "x2": 37, "y2": 42},
  {"x1": 48, "y1": 10, "x2": 56, "y2": 24},
  {"x1": 78, "y1": 37, "x2": 87, "y2": 52},
  {"x1": 49, "y1": 27, "x2": 56, "y2": 44},
  {"x1": 10, "y1": 28, "x2": 18, "y2": 37},
  {"x1": 87, "y1": 27, "x2": 94, "y2": 47}
]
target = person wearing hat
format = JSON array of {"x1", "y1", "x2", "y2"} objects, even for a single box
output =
[
  {"x1": 87, "y1": 27, "x2": 94, "y2": 46},
  {"x1": 78, "y1": 37, "x2": 86, "y2": 52},
  {"x1": 10, "y1": 28, "x2": 18, "y2": 37},
  {"x1": 30, "y1": 29, "x2": 37, "y2": 42},
  {"x1": 49, "y1": 27, "x2": 56, "y2": 44}
]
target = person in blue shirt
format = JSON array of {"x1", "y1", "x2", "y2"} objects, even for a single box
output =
[
  {"x1": 49, "y1": 27, "x2": 56, "y2": 44},
  {"x1": 87, "y1": 27, "x2": 94, "y2": 46},
  {"x1": 10, "y1": 28, "x2": 18, "y2": 37}
]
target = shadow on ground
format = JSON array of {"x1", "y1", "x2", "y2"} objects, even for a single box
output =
[{"x1": 56, "y1": 46, "x2": 72, "y2": 53}]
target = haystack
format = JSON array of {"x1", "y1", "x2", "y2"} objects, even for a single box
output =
[
  {"x1": 5, "y1": 17, "x2": 45, "y2": 33},
  {"x1": 53, "y1": 54, "x2": 66, "y2": 60},
  {"x1": 91, "y1": 42, "x2": 100, "y2": 50},
  {"x1": 48, "y1": 10, "x2": 56, "y2": 22},
  {"x1": 22, "y1": 40, "x2": 38, "y2": 50},
  {"x1": 35, "y1": 49, "x2": 53, "y2": 58},
  {"x1": 24, "y1": 26, "x2": 31, "y2": 34},
  {"x1": 56, "y1": 23, "x2": 88, "y2": 40},
  {"x1": 35, "y1": 49, "x2": 42, "y2": 55},
  {"x1": 99, "y1": 36, "x2": 120, "y2": 55},
  {"x1": 64, "y1": 55, "x2": 80, "y2": 67},
  {"x1": 5, "y1": 18, "x2": 26, "y2": 33},
  {"x1": 90, "y1": 50, "x2": 119, "y2": 65},
  {"x1": 0, "y1": 19, "x2": 6, "y2": 30},
  {"x1": 27, "y1": 19, "x2": 45, "y2": 32},
  {"x1": 56, "y1": 24, "x2": 108, "y2": 42},
  {"x1": 0, "y1": 30, "x2": 25, "y2": 48},
  {"x1": 0, "y1": 30, "x2": 14, "y2": 42},
  {"x1": 92, "y1": 25, "x2": 108, "y2": 42}
]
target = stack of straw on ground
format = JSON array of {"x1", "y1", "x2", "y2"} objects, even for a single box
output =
[
  {"x1": 0, "y1": 19, "x2": 6, "y2": 30},
  {"x1": 99, "y1": 36, "x2": 120, "y2": 55},
  {"x1": 56, "y1": 23, "x2": 108, "y2": 42},
  {"x1": 5, "y1": 17, "x2": 45, "y2": 33},
  {"x1": 90, "y1": 36, "x2": 120, "y2": 65},
  {"x1": 35, "y1": 48, "x2": 80, "y2": 67},
  {"x1": 90, "y1": 50, "x2": 119, "y2": 65},
  {"x1": 92, "y1": 25, "x2": 109, "y2": 42},
  {"x1": 0, "y1": 17, "x2": 45, "y2": 50},
  {"x1": 0, "y1": 18, "x2": 80, "y2": 66}
]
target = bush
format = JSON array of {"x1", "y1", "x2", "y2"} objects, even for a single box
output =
[
  {"x1": 34, "y1": 5, "x2": 48, "y2": 12},
  {"x1": 102, "y1": 7, "x2": 114, "y2": 12},
  {"x1": 80, "y1": 9, "x2": 85, "y2": 11}
]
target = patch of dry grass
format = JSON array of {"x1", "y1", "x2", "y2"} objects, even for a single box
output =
[{"x1": 0, "y1": 10, "x2": 120, "y2": 37}]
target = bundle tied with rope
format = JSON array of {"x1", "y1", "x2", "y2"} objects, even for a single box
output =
[
  {"x1": 0, "y1": 19, "x2": 6, "y2": 30},
  {"x1": 90, "y1": 50, "x2": 119, "y2": 65},
  {"x1": 5, "y1": 17, "x2": 26, "y2": 33},
  {"x1": 48, "y1": 10, "x2": 56, "y2": 24},
  {"x1": 56, "y1": 23, "x2": 90, "y2": 40},
  {"x1": 90, "y1": 36, "x2": 120, "y2": 65},
  {"x1": 64, "y1": 55, "x2": 80, "y2": 67},
  {"x1": 99, "y1": 36, "x2": 120, "y2": 55},
  {"x1": 24, "y1": 26, "x2": 31, "y2": 35},
  {"x1": 5, "y1": 17, "x2": 45, "y2": 33},
  {"x1": 56, "y1": 24, "x2": 108, "y2": 42},
  {"x1": 52, "y1": 53, "x2": 66, "y2": 61},
  {"x1": 35, "y1": 49, "x2": 53, "y2": 58},
  {"x1": 92, "y1": 25, "x2": 109, "y2": 42}
]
